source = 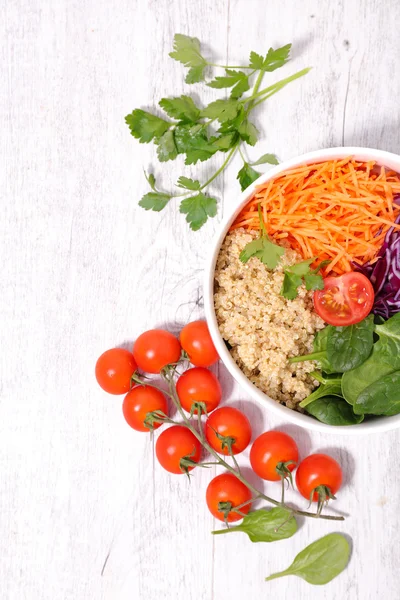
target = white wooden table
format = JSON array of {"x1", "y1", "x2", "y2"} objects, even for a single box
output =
[{"x1": 2, "y1": 1, "x2": 400, "y2": 598}]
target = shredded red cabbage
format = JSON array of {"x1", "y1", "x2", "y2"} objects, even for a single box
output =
[{"x1": 354, "y1": 195, "x2": 400, "y2": 317}]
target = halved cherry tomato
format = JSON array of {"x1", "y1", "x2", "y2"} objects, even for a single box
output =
[
  {"x1": 180, "y1": 320, "x2": 219, "y2": 367},
  {"x1": 122, "y1": 386, "x2": 168, "y2": 432},
  {"x1": 250, "y1": 431, "x2": 299, "y2": 481},
  {"x1": 205, "y1": 407, "x2": 251, "y2": 455},
  {"x1": 133, "y1": 329, "x2": 181, "y2": 373},
  {"x1": 176, "y1": 367, "x2": 221, "y2": 414},
  {"x1": 296, "y1": 453, "x2": 342, "y2": 502},
  {"x1": 155, "y1": 425, "x2": 202, "y2": 474},
  {"x1": 313, "y1": 272, "x2": 374, "y2": 326},
  {"x1": 206, "y1": 473, "x2": 252, "y2": 522},
  {"x1": 95, "y1": 348, "x2": 137, "y2": 395}
]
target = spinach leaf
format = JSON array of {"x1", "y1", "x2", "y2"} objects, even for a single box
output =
[
  {"x1": 212, "y1": 507, "x2": 297, "y2": 542},
  {"x1": 326, "y1": 315, "x2": 374, "y2": 372},
  {"x1": 342, "y1": 313, "x2": 400, "y2": 405},
  {"x1": 299, "y1": 378, "x2": 343, "y2": 408},
  {"x1": 354, "y1": 370, "x2": 400, "y2": 415},
  {"x1": 266, "y1": 533, "x2": 350, "y2": 585},
  {"x1": 305, "y1": 395, "x2": 364, "y2": 425},
  {"x1": 289, "y1": 326, "x2": 335, "y2": 373}
]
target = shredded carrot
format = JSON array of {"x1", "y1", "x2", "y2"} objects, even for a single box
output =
[{"x1": 231, "y1": 158, "x2": 400, "y2": 274}]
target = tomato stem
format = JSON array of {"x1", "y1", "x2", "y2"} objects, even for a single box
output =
[{"x1": 160, "y1": 366, "x2": 344, "y2": 523}]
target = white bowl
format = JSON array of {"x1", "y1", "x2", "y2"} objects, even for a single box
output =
[{"x1": 204, "y1": 147, "x2": 400, "y2": 435}]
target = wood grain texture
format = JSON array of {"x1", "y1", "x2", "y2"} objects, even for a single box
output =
[{"x1": 1, "y1": 0, "x2": 400, "y2": 598}]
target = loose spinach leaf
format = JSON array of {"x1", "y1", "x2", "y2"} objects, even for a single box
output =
[
  {"x1": 326, "y1": 315, "x2": 374, "y2": 372},
  {"x1": 305, "y1": 395, "x2": 364, "y2": 425},
  {"x1": 212, "y1": 507, "x2": 297, "y2": 542},
  {"x1": 342, "y1": 313, "x2": 400, "y2": 406},
  {"x1": 266, "y1": 533, "x2": 350, "y2": 585},
  {"x1": 354, "y1": 370, "x2": 400, "y2": 416}
]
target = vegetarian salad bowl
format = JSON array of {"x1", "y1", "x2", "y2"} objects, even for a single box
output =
[{"x1": 204, "y1": 147, "x2": 400, "y2": 435}]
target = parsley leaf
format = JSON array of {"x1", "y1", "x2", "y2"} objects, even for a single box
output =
[
  {"x1": 249, "y1": 51, "x2": 265, "y2": 70},
  {"x1": 251, "y1": 153, "x2": 279, "y2": 166},
  {"x1": 217, "y1": 105, "x2": 246, "y2": 133},
  {"x1": 207, "y1": 69, "x2": 250, "y2": 99},
  {"x1": 249, "y1": 44, "x2": 292, "y2": 72},
  {"x1": 239, "y1": 204, "x2": 284, "y2": 269},
  {"x1": 240, "y1": 237, "x2": 284, "y2": 269},
  {"x1": 281, "y1": 271, "x2": 303, "y2": 300},
  {"x1": 238, "y1": 119, "x2": 258, "y2": 146},
  {"x1": 201, "y1": 99, "x2": 240, "y2": 123},
  {"x1": 210, "y1": 132, "x2": 239, "y2": 151},
  {"x1": 237, "y1": 163, "x2": 261, "y2": 191},
  {"x1": 169, "y1": 34, "x2": 207, "y2": 83},
  {"x1": 144, "y1": 171, "x2": 157, "y2": 191},
  {"x1": 156, "y1": 130, "x2": 178, "y2": 162},
  {"x1": 177, "y1": 176, "x2": 201, "y2": 191},
  {"x1": 139, "y1": 192, "x2": 171, "y2": 212},
  {"x1": 125, "y1": 110, "x2": 170, "y2": 143},
  {"x1": 304, "y1": 273, "x2": 325, "y2": 291},
  {"x1": 281, "y1": 258, "x2": 328, "y2": 299},
  {"x1": 174, "y1": 124, "x2": 218, "y2": 164},
  {"x1": 179, "y1": 193, "x2": 217, "y2": 230},
  {"x1": 159, "y1": 96, "x2": 200, "y2": 123}
]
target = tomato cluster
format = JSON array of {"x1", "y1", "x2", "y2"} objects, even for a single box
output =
[{"x1": 96, "y1": 320, "x2": 343, "y2": 522}]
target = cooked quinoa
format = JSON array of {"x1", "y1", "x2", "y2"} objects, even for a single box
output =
[{"x1": 214, "y1": 229, "x2": 326, "y2": 409}]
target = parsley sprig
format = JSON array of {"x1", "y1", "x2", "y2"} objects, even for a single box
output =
[
  {"x1": 281, "y1": 259, "x2": 330, "y2": 300},
  {"x1": 239, "y1": 205, "x2": 284, "y2": 269},
  {"x1": 126, "y1": 34, "x2": 311, "y2": 230}
]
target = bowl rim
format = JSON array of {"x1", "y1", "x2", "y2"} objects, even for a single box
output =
[{"x1": 203, "y1": 146, "x2": 400, "y2": 435}]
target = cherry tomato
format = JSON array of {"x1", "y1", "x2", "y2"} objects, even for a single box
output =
[
  {"x1": 155, "y1": 425, "x2": 202, "y2": 474},
  {"x1": 313, "y1": 272, "x2": 374, "y2": 326},
  {"x1": 95, "y1": 348, "x2": 137, "y2": 395},
  {"x1": 180, "y1": 320, "x2": 219, "y2": 367},
  {"x1": 133, "y1": 329, "x2": 181, "y2": 373},
  {"x1": 122, "y1": 386, "x2": 168, "y2": 432},
  {"x1": 206, "y1": 473, "x2": 252, "y2": 522},
  {"x1": 176, "y1": 367, "x2": 221, "y2": 414},
  {"x1": 205, "y1": 407, "x2": 252, "y2": 455},
  {"x1": 296, "y1": 453, "x2": 343, "y2": 502},
  {"x1": 250, "y1": 431, "x2": 299, "y2": 481}
]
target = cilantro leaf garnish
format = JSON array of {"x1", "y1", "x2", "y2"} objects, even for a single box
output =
[
  {"x1": 201, "y1": 99, "x2": 240, "y2": 123},
  {"x1": 179, "y1": 193, "x2": 217, "y2": 231},
  {"x1": 176, "y1": 176, "x2": 201, "y2": 191},
  {"x1": 281, "y1": 259, "x2": 330, "y2": 300},
  {"x1": 156, "y1": 130, "x2": 178, "y2": 162},
  {"x1": 159, "y1": 96, "x2": 200, "y2": 123},
  {"x1": 169, "y1": 34, "x2": 207, "y2": 83},
  {"x1": 125, "y1": 110, "x2": 170, "y2": 143},
  {"x1": 239, "y1": 204, "x2": 284, "y2": 269},
  {"x1": 139, "y1": 192, "x2": 171, "y2": 212},
  {"x1": 207, "y1": 69, "x2": 250, "y2": 99},
  {"x1": 126, "y1": 34, "x2": 311, "y2": 230},
  {"x1": 237, "y1": 163, "x2": 261, "y2": 191},
  {"x1": 251, "y1": 153, "x2": 279, "y2": 166}
]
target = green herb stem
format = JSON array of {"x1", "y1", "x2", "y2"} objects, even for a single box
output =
[
  {"x1": 242, "y1": 68, "x2": 311, "y2": 105},
  {"x1": 200, "y1": 145, "x2": 238, "y2": 189}
]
